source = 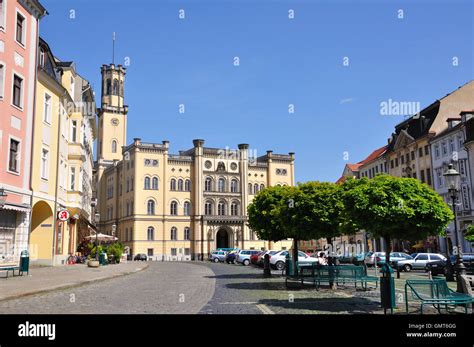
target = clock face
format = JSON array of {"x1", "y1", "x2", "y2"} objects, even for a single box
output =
[
  {"x1": 111, "y1": 118, "x2": 119, "y2": 126},
  {"x1": 230, "y1": 162, "x2": 237, "y2": 170}
]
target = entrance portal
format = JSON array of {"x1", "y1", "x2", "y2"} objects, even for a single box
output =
[{"x1": 216, "y1": 229, "x2": 229, "y2": 249}]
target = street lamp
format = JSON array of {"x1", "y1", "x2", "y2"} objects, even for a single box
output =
[
  {"x1": 443, "y1": 163, "x2": 467, "y2": 292},
  {"x1": 0, "y1": 188, "x2": 8, "y2": 208}
]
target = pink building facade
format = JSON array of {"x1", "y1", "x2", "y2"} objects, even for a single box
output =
[{"x1": 0, "y1": 0, "x2": 46, "y2": 263}]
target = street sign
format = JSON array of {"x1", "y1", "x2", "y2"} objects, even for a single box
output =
[{"x1": 57, "y1": 210, "x2": 69, "y2": 221}]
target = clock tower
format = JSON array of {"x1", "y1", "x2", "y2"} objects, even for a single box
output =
[{"x1": 97, "y1": 64, "x2": 128, "y2": 161}]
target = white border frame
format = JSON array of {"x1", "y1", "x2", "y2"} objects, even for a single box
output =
[{"x1": 6, "y1": 134, "x2": 21, "y2": 175}]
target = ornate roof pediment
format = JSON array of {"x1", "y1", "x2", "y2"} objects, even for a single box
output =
[{"x1": 393, "y1": 129, "x2": 415, "y2": 150}]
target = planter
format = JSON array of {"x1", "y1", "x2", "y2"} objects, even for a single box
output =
[{"x1": 88, "y1": 260, "x2": 100, "y2": 268}]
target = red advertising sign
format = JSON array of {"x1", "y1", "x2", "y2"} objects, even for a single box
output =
[{"x1": 57, "y1": 210, "x2": 70, "y2": 222}]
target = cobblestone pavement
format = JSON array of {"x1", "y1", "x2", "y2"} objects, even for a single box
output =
[{"x1": 0, "y1": 262, "x2": 215, "y2": 314}]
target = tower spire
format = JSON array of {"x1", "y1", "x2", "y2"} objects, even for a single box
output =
[{"x1": 112, "y1": 32, "x2": 116, "y2": 65}]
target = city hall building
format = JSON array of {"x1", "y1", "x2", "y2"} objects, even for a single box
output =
[{"x1": 95, "y1": 63, "x2": 295, "y2": 260}]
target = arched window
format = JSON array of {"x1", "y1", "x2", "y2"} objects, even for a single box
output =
[
  {"x1": 170, "y1": 201, "x2": 178, "y2": 215},
  {"x1": 125, "y1": 227, "x2": 129, "y2": 241},
  {"x1": 185, "y1": 179, "x2": 191, "y2": 191},
  {"x1": 178, "y1": 179, "x2": 184, "y2": 191},
  {"x1": 144, "y1": 177, "x2": 151, "y2": 190},
  {"x1": 184, "y1": 227, "x2": 191, "y2": 241},
  {"x1": 170, "y1": 179, "x2": 176, "y2": 191},
  {"x1": 111, "y1": 140, "x2": 117, "y2": 153},
  {"x1": 147, "y1": 200, "x2": 155, "y2": 215},
  {"x1": 205, "y1": 201, "x2": 213, "y2": 215},
  {"x1": 106, "y1": 79, "x2": 111, "y2": 95},
  {"x1": 113, "y1": 79, "x2": 119, "y2": 95},
  {"x1": 183, "y1": 201, "x2": 191, "y2": 216},
  {"x1": 248, "y1": 183, "x2": 253, "y2": 194},
  {"x1": 218, "y1": 201, "x2": 226, "y2": 216},
  {"x1": 231, "y1": 179, "x2": 238, "y2": 193},
  {"x1": 231, "y1": 201, "x2": 239, "y2": 216},
  {"x1": 152, "y1": 177, "x2": 158, "y2": 190},
  {"x1": 218, "y1": 178, "x2": 226, "y2": 192},
  {"x1": 170, "y1": 227, "x2": 177, "y2": 241},
  {"x1": 205, "y1": 177, "x2": 212, "y2": 192},
  {"x1": 147, "y1": 227, "x2": 154, "y2": 241},
  {"x1": 120, "y1": 80, "x2": 124, "y2": 96},
  {"x1": 253, "y1": 184, "x2": 259, "y2": 195},
  {"x1": 260, "y1": 184, "x2": 265, "y2": 191}
]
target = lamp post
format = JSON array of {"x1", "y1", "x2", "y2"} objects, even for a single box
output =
[
  {"x1": 443, "y1": 164, "x2": 467, "y2": 292},
  {"x1": 0, "y1": 188, "x2": 8, "y2": 208}
]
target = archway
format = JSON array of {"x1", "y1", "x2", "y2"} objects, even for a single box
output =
[
  {"x1": 216, "y1": 228, "x2": 229, "y2": 249},
  {"x1": 30, "y1": 201, "x2": 54, "y2": 261}
]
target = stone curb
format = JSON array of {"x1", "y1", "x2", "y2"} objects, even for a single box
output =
[{"x1": 0, "y1": 263, "x2": 149, "y2": 303}]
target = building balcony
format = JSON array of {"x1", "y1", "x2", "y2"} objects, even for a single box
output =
[{"x1": 68, "y1": 142, "x2": 86, "y2": 161}]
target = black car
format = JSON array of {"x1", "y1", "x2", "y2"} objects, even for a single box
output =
[
  {"x1": 134, "y1": 254, "x2": 148, "y2": 261},
  {"x1": 426, "y1": 255, "x2": 474, "y2": 276}
]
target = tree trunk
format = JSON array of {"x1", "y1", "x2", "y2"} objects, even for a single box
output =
[
  {"x1": 292, "y1": 238, "x2": 299, "y2": 278},
  {"x1": 385, "y1": 235, "x2": 391, "y2": 266},
  {"x1": 326, "y1": 237, "x2": 337, "y2": 289}
]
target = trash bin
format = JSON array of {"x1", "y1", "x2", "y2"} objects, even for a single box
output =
[
  {"x1": 286, "y1": 255, "x2": 299, "y2": 277},
  {"x1": 99, "y1": 252, "x2": 107, "y2": 266},
  {"x1": 380, "y1": 263, "x2": 396, "y2": 314},
  {"x1": 19, "y1": 250, "x2": 29, "y2": 276}
]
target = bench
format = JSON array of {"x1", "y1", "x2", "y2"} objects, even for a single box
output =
[
  {"x1": 405, "y1": 278, "x2": 473, "y2": 314},
  {"x1": 0, "y1": 266, "x2": 20, "y2": 278},
  {"x1": 285, "y1": 264, "x2": 379, "y2": 290}
]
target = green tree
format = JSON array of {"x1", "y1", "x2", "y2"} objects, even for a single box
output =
[
  {"x1": 465, "y1": 225, "x2": 474, "y2": 243},
  {"x1": 341, "y1": 175, "x2": 453, "y2": 264}
]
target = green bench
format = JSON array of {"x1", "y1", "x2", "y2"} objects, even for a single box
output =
[
  {"x1": 0, "y1": 266, "x2": 20, "y2": 278},
  {"x1": 405, "y1": 278, "x2": 473, "y2": 314},
  {"x1": 286, "y1": 264, "x2": 379, "y2": 290}
]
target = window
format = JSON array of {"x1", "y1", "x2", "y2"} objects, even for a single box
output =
[
  {"x1": 170, "y1": 201, "x2": 178, "y2": 215},
  {"x1": 418, "y1": 147, "x2": 423, "y2": 157},
  {"x1": 390, "y1": 160, "x2": 394, "y2": 169},
  {"x1": 178, "y1": 179, "x2": 183, "y2": 191},
  {"x1": 113, "y1": 79, "x2": 119, "y2": 95},
  {"x1": 260, "y1": 184, "x2": 265, "y2": 191},
  {"x1": 106, "y1": 79, "x2": 111, "y2": 94},
  {"x1": 426, "y1": 168, "x2": 432, "y2": 186},
  {"x1": 184, "y1": 227, "x2": 190, "y2": 241},
  {"x1": 147, "y1": 249, "x2": 154, "y2": 257},
  {"x1": 424, "y1": 145, "x2": 429, "y2": 155},
  {"x1": 231, "y1": 202, "x2": 239, "y2": 216},
  {"x1": 420, "y1": 170, "x2": 425, "y2": 183},
  {"x1": 0, "y1": 63, "x2": 4, "y2": 99},
  {"x1": 401, "y1": 155, "x2": 404, "y2": 165},
  {"x1": 147, "y1": 227, "x2": 154, "y2": 241},
  {"x1": 170, "y1": 227, "x2": 177, "y2": 241},
  {"x1": 434, "y1": 145, "x2": 440, "y2": 159},
  {"x1": 16, "y1": 12, "x2": 25, "y2": 45},
  {"x1": 147, "y1": 200, "x2": 155, "y2": 215},
  {"x1": 171, "y1": 248, "x2": 177, "y2": 256},
  {"x1": 395, "y1": 158, "x2": 398, "y2": 167},
  {"x1": 8, "y1": 139, "x2": 20, "y2": 173},
  {"x1": 248, "y1": 183, "x2": 253, "y2": 194},
  {"x1": 416, "y1": 254, "x2": 428, "y2": 261},
  {"x1": 170, "y1": 179, "x2": 176, "y2": 191},
  {"x1": 0, "y1": 0, "x2": 5, "y2": 30},
  {"x1": 218, "y1": 178, "x2": 225, "y2": 192},
  {"x1": 253, "y1": 184, "x2": 259, "y2": 194},
  {"x1": 205, "y1": 177, "x2": 212, "y2": 192},
  {"x1": 111, "y1": 140, "x2": 117, "y2": 153},
  {"x1": 152, "y1": 177, "x2": 158, "y2": 190},
  {"x1": 449, "y1": 138, "x2": 455, "y2": 153},
  {"x1": 70, "y1": 167, "x2": 76, "y2": 190},
  {"x1": 205, "y1": 201, "x2": 213, "y2": 215},
  {"x1": 185, "y1": 179, "x2": 191, "y2": 191},
  {"x1": 125, "y1": 228, "x2": 129, "y2": 241},
  {"x1": 411, "y1": 151, "x2": 415, "y2": 161},
  {"x1": 40, "y1": 148, "x2": 50, "y2": 178},
  {"x1": 457, "y1": 135, "x2": 463, "y2": 149},
  {"x1": 71, "y1": 120, "x2": 77, "y2": 142},
  {"x1": 230, "y1": 179, "x2": 238, "y2": 193},
  {"x1": 144, "y1": 177, "x2": 150, "y2": 190},
  {"x1": 39, "y1": 48, "x2": 45, "y2": 68},
  {"x1": 441, "y1": 141, "x2": 447, "y2": 156},
  {"x1": 183, "y1": 201, "x2": 191, "y2": 216},
  {"x1": 12, "y1": 74, "x2": 23, "y2": 108},
  {"x1": 436, "y1": 169, "x2": 443, "y2": 188},
  {"x1": 70, "y1": 76, "x2": 75, "y2": 97},
  {"x1": 218, "y1": 201, "x2": 226, "y2": 216}
]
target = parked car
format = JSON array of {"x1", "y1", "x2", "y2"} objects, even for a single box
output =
[
  {"x1": 397, "y1": 253, "x2": 446, "y2": 272},
  {"x1": 225, "y1": 251, "x2": 238, "y2": 264},
  {"x1": 236, "y1": 250, "x2": 262, "y2": 266},
  {"x1": 209, "y1": 250, "x2": 227, "y2": 263},
  {"x1": 250, "y1": 251, "x2": 265, "y2": 265},
  {"x1": 339, "y1": 252, "x2": 370, "y2": 265},
  {"x1": 365, "y1": 252, "x2": 413, "y2": 267},
  {"x1": 426, "y1": 254, "x2": 474, "y2": 275},
  {"x1": 257, "y1": 250, "x2": 279, "y2": 267},
  {"x1": 134, "y1": 254, "x2": 148, "y2": 261},
  {"x1": 269, "y1": 250, "x2": 319, "y2": 271}
]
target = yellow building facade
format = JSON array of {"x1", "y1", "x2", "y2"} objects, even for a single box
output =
[{"x1": 95, "y1": 64, "x2": 295, "y2": 260}]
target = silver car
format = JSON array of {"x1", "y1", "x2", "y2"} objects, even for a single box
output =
[
  {"x1": 209, "y1": 250, "x2": 227, "y2": 263},
  {"x1": 397, "y1": 253, "x2": 446, "y2": 272}
]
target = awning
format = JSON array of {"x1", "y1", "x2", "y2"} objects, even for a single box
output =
[{"x1": 1, "y1": 204, "x2": 30, "y2": 213}]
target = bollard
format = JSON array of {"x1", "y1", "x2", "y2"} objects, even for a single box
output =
[{"x1": 263, "y1": 254, "x2": 271, "y2": 277}]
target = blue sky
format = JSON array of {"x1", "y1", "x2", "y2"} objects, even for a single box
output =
[{"x1": 40, "y1": 0, "x2": 473, "y2": 183}]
